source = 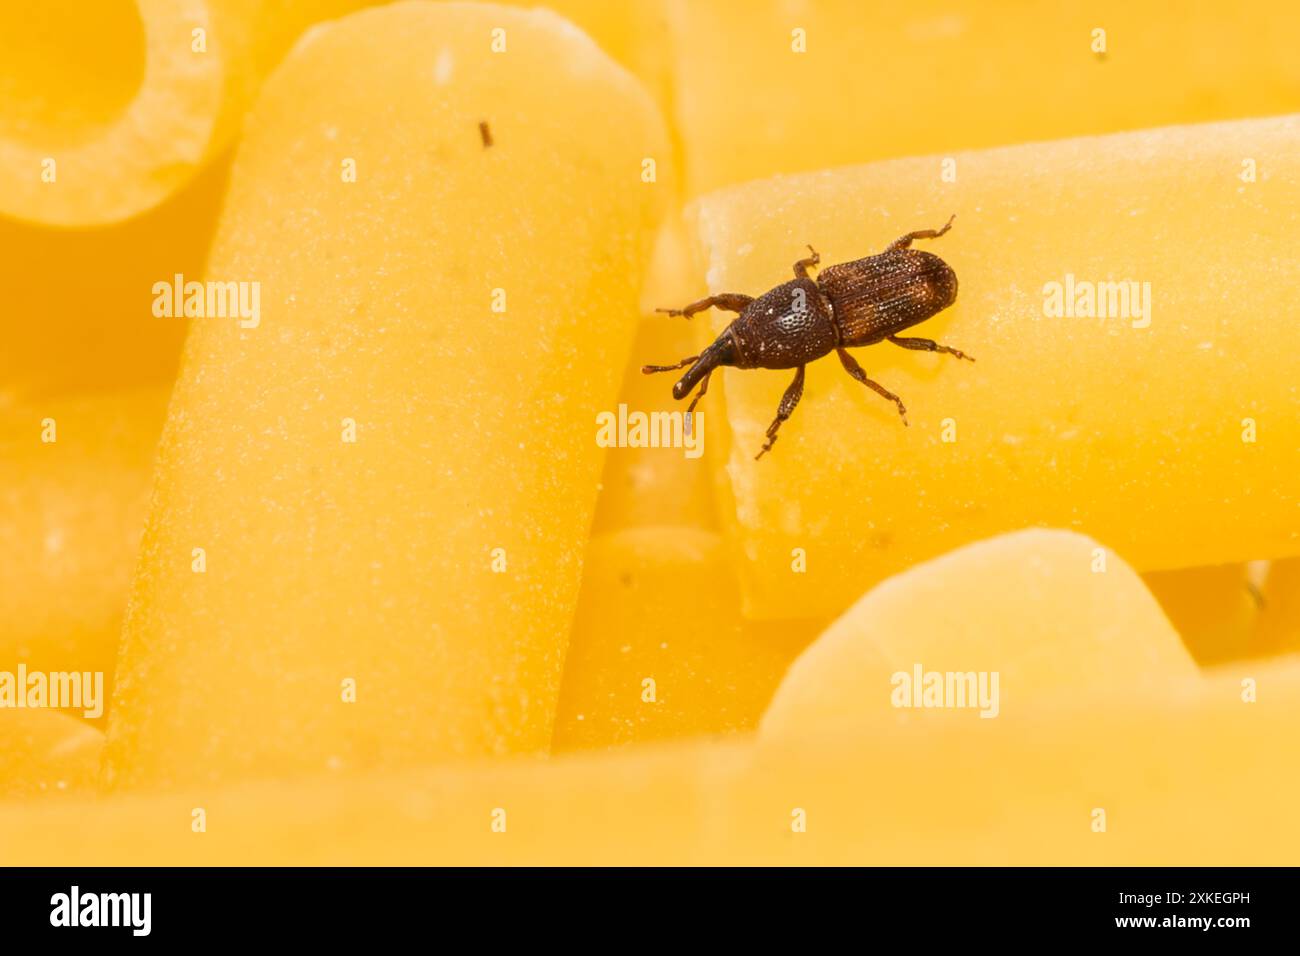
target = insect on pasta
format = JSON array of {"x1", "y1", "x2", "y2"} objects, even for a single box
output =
[{"x1": 645, "y1": 215, "x2": 972, "y2": 459}]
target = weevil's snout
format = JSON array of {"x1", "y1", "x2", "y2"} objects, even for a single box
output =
[{"x1": 672, "y1": 378, "x2": 691, "y2": 401}]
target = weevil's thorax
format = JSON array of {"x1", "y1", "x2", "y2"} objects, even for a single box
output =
[
  {"x1": 729, "y1": 277, "x2": 837, "y2": 370},
  {"x1": 818, "y1": 248, "x2": 958, "y2": 346}
]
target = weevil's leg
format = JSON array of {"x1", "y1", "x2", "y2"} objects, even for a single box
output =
[
  {"x1": 642, "y1": 355, "x2": 699, "y2": 375},
  {"x1": 886, "y1": 214, "x2": 956, "y2": 251},
  {"x1": 887, "y1": 335, "x2": 975, "y2": 361},
  {"x1": 755, "y1": 365, "x2": 806, "y2": 460},
  {"x1": 793, "y1": 245, "x2": 821, "y2": 279},
  {"x1": 837, "y1": 348, "x2": 908, "y2": 426},
  {"x1": 656, "y1": 293, "x2": 753, "y2": 319}
]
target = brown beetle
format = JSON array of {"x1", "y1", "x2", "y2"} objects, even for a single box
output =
[{"x1": 645, "y1": 215, "x2": 971, "y2": 459}]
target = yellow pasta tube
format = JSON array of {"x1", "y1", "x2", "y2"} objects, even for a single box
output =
[
  {"x1": 669, "y1": 0, "x2": 1300, "y2": 195},
  {"x1": 4, "y1": 661, "x2": 1298, "y2": 864},
  {"x1": 0, "y1": 1, "x2": 388, "y2": 227},
  {"x1": 104, "y1": 2, "x2": 671, "y2": 789},
  {"x1": 687, "y1": 114, "x2": 1300, "y2": 619},
  {"x1": 760, "y1": 530, "x2": 1196, "y2": 738}
]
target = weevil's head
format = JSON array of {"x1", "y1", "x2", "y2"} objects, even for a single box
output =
[{"x1": 671, "y1": 334, "x2": 737, "y2": 402}]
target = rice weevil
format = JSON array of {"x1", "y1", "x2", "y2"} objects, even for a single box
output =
[{"x1": 644, "y1": 215, "x2": 971, "y2": 459}]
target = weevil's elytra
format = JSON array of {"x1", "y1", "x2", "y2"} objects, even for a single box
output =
[{"x1": 643, "y1": 215, "x2": 972, "y2": 459}]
